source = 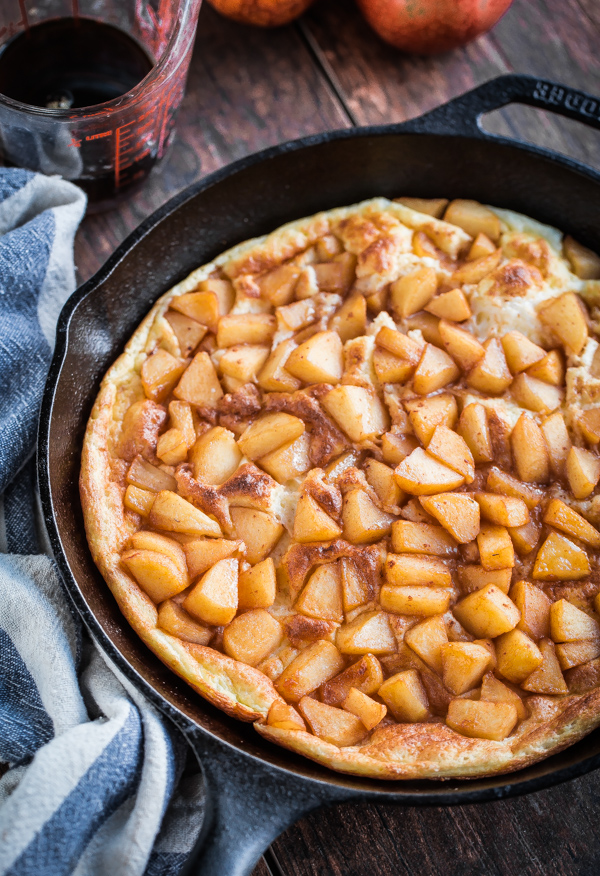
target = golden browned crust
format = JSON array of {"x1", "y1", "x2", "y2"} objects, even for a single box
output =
[{"x1": 81, "y1": 197, "x2": 600, "y2": 778}]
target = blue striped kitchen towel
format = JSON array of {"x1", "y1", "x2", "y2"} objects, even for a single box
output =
[{"x1": 0, "y1": 169, "x2": 204, "y2": 875}]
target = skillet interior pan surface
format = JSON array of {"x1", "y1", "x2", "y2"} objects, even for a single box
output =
[{"x1": 39, "y1": 74, "x2": 600, "y2": 876}]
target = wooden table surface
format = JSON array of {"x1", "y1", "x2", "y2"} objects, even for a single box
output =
[{"x1": 75, "y1": 2, "x2": 600, "y2": 873}]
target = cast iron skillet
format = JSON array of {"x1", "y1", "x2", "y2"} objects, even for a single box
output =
[{"x1": 39, "y1": 74, "x2": 600, "y2": 876}]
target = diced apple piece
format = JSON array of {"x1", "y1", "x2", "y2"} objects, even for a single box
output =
[
  {"x1": 320, "y1": 654, "x2": 383, "y2": 705},
  {"x1": 286, "y1": 331, "x2": 344, "y2": 385},
  {"x1": 322, "y1": 385, "x2": 389, "y2": 443},
  {"x1": 541, "y1": 412, "x2": 571, "y2": 478},
  {"x1": 511, "y1": 373, "x2": 563, "y2": 414},
  {"x1": 259, "y1": 432, "x2": 311, "y2": 483},
  {"x1": 190, "y1": 426, "x2": 242, "y2": 485},
  {"x1": 477, "y1": 523, "x2": 514, "y2": 571},
  {"x1": 474, "y1": 493, "x2": 529, "y2": 528},
  {"x1": 480, "y1": 672, "x2": 528, "y2": 720},
  {"x1": 381, "y1": 432, "x2": 419, "y2": 466},
  {"x1": 456, "y1": 403, "x2": 493, "y2": 465},
  {"x1": 342, "y1": 687, "x2": 387, "y2": 730},
  {"x1": 451, "y1": 248, "x2": 502, "y2": 285},
  {"x1": 223, "y1": 608, "x2": 283, "y2": 666},
  {"x1": 509, "y1": 519, "x2": 542, "y2": 557},
  {"x1": 342, "y1": 489, "x2": 395, "y2": 544},
  {"x1": 426, "y1": 425, "x2": 475, "y2": 483},
  {"x1": 495, "y1": 628, "x2": 543, "y2": 684},
  {"x1": 121, "y1": 549, "x2": 188, "y2": 603},
  {"x1": 129, "y1": 530, "x2": 187, "y2": 574},
  {"x1": 156, "y1": 428, "x2": 188, "y2": 465},
  {"x1": 173, "y1": 351, "x2": 223, "y2": 408},
  {"x1": 543, "y1": 498, "x2": 600, "y2": 548},
  {"x1": 385, "y1": 553, "x2": 451, "y2": 587},
  {"x1": 258, "y1": 339, "x2": 302, "y2": 392},
  {"x1": 329, "y1": 294, "x2": 367, "y2": 342},
  {"x1": 508, "y1": 580, "x2": 550, "y2": 641},
  {"x1": 373, "y1": 348, "x2": 414, "y2": 383},
  {"x1": 446, "y1": 699, "x2": 517, "y2": 741},
  {"x1": 171, "y1": 289, "x2": 219, "y2": 331},
  {"x1": 538, "y1": 292, "x2": 588, "y2": 355},
  {"x1": 564, "y1": 236, "x2": 600, "y2": 279},
  {"x1": 466, "y1": 338, "x2": 512, "y2": 395},
  {"x1": 579, "y1": 408, "x2": 600, "y2": 445},
  {"x1": 501, "y1": 331, "x2": 545, "y2": 374},
  {"x1": 397, "y1": 196, "x2": 449, "y2": 217},
  {"x1": 336, "y1": 611, "x2": 396, "y2": 655},
  {"x1": 298, "y1": 696, "x2": 366, "y2": 746},
  {"x1": 511, "y1": 414, "x2": 550, "y2": 484},
  {"x1": 453, "y1": 584, "x2": 520, "y2": 638},
  {"x1": 238, "y1": 413, "x2": 305, "y2": 461},
  {"x1": 275, "y1": 640, "x2": 345, "y2": 701},
  {"x1": 340, "y1": 557, "x2": 372, "y2": 614},
  {"x1": 314, "y1": 252, "x2": 356, "y2": 294},
  {"x1": 258, "y1": 262, "x2": 302, "y2": 306},
  {"x1": 126, "y1": 456, "x2": 176, "y2": 492},
  {"x1": 405, "y1": 393, "x2": 458, "y2": 445},
  {"x1": 405, "y1": 615, "x2": 448, "y2": 674},
  {"x1": 118, "y1": 399, "x2": 167, "y2": 462},
  {"x1": 392, "y1": 521, "x2": 457, "y2": 556},
  {"x1": 527, "y1": 350, "x2": 564, "y2": 386},
  {"x1": 124, "y1": 485, "x2": 155, "y2": 516},
  {"x1": 521, "y1": 638, "x2": 567, "y2": 694},
  {"x1": 276, "y1": 298, "x2": 316, "y2": 332},
  {"x1": 413, "y1": 344, "x2": 459, "y2": 395},
  {"x1": 219, "y1": 344, "x2": 270, "y2": 384},
  {"x1": 168, "y1": 400, "x2": 196, "y2": 448},
  {"x1": 295, "y1": 562, "x2": 343, "y2": 622},
  {"x1": 141, "y1": 349, "x2": 186, "y2": 403},
  {"x1": 149, "y1": 490, "x2": 222, "y2": 537},
  {"x1": 375, "y1": 326, "x2": 423, "y2": 362},
  {"x1": 157, "y1": 600, "x2": 213, "y2": 645},
  {"x1": 556, "y1": 639, "x2": 600, "y2": 670},
  {"x1": 183, "y1": 557, "x2": 238, "y2": 626},
  {"x1": 236, "y1": 556, "x2": 278, "y2": 610},
  {"x1": 380, "y1": 585, "x2": 451, "y2": 616},
  {"x1": 217, "y1": 313, "x2": 276, "y2": 348},
  {"x1": 458, "y1": 566, "x2": 512, "y2": 595},
  {"x1": 379, "y1": 669, "x2": 430, "y2": 722},
  {"x1": 444, "y1": 199, "x2": 501, "y2": 242},
  {"x1": 184, "y1": 537, "x2": 242, "y2": 580},
  {"x1": 439, "y1": 320, "x2": 485, "y2": 372},
  {"x1": 267, "y1": 701, "x2": 306, "y2": 731},
  {"x1": 230, "y1": 507, "x2": 283, "y2": 564},
  {"x1": 441, "y1": 642, "x2": 493, "y2": 695},
  {"x1": 292, "y1": 493, "x2": 342, "y2": 543},
  {"x1": 549, "y1": 599, "x2": 600, "y2": 642},
  {"x1": 165, "y1": 310, "x2": 207, "y2": 357},
  {"x1": 364, "y1": 459, "x2": 402, "y2": 507},
  {"x1": 486, "y1": 467, "x2": 543, "y2": 511},
  {"x1": 425, "y1": 288, "x2": 471, "y2": 322},
  {"x1": 566, "y1": 446, "x2": 600, "y2": 499},
  {"x1": 390, "y1": 267, "x2": 437, "y2": 318},
  {"x1": 420, "y1": 493, "x2": 480, "y2": 544},
  {"x1": 533, "y1": 532, "x2": 590, "y2": 581},
  {"x1": 394, "y1": 448, "x2": 464, "y2": 496}
]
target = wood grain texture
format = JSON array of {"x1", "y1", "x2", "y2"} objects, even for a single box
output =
[
  {"x1": 301, "y1": 0, "x2": 600, "y2": 168},
  {"x1": 73, "y1": 3, "x2": 349, "y2": 282}
]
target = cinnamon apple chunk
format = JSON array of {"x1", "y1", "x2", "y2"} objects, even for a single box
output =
[
  {"x1": 495, "y1": 629, "x2": 543, "y2": 684},
  {"x1": 149, "y1": 490, "x2": 223, "y2": 537},
  {"x1": 511, "y1": 413, "x2": 550, "y2": 484},
  {"x1": 532, "y1": 532, "x2": 590, "y2": 581},
  {"x1": 477, "y1": 524, "x2": 515, "y2": 570},
  {"x1": 121, "y1": 549, "x2": 188, "y2": 603},
  {"x1": 391, "y1": 521, "x2": 457, "y2": 556},
  {"x1": 541, "y1": 412, "x2": 571, "y2": 477},
  {"x1": 394, "y1": 448, "x2": 464, "y2": 496},
  {"x1": 466, "y1": 338, "x2": 512, "y2": 395},
  {"x1": 217, "y1": 313, "x2": 276, "y2": 348},
  {"x1": 342, "y1": 688, "x2": 387, "y2": 731},
  {"x1": 286, "y1": 331, "x2": 344, "y2": 385},
  {"x1": 219, "y1": 344, "x2": 270, "y2": 384},
  {"x1": 379, "y1": 585, "x2": 451, "y2": 617},
  {"x1": 566, "y1": 446, "x2": 600, "y2": 499},
  {"x1": 439, "y1": 320, "x2": 485, "y2": 372},
  {"x1": 413, "y1": 344, "x2": 459, "y2": 395},
  {"x1": 579, "y1": 408, "x2": 600, "y2": 445},
  {"x1": 124, "y1": 485, "x2": 156, "y2": 516},
  {"x1": 266, "y1": 701, "x2": 306, "y2": 731},
  {"x1": 157, "y1": 600, "x2": 213, "y2": 645},
  {"x1": 419, "y1": 493, "x2": 480, "y2": 544},
  {"x1": 441, "y1": 642, "x2": 494, "y2": 695},
  {"x1": 511, "y1": 373, "x2": 563, "y2": 414},
  {"x1": 297, "y1": 696, "x2": 367, "y2": 746},
  {"x1": 336, "y1": 611, "x2": 396, "y2": 655},
  {"x1": 510, "y1": 580, "x2": 551, "y2": 640},
  {"x1": 238, "y1": 557, "x2": 277, "y2": 610},
  {"x1": 141, "y1": 349, "x2": 187, "y2": 403},
  {"x1": 259, "y1": 432, "x2": 311, "y2": 483},
  {"x1": 453, "y1": 584, "x2": 520, "y2": 639},
  {"x1": 564, "y1": 235, "x2": 600, "y2": 279},
  {"x1": 183, "y1": 557, "x2": 238, "y2": 626},
  {"x1": 456, "y1": 403, "x2": 493, "y2": 464},
  {"x1": 458, "y1": 566, "x2": 512, "y2": 595},
  {"x1": 165, "y1": 311, "x2": 207, "y2": 357},
  {"x1": 385, "y1": 553, "x2": 452, "y2": 587},
  {"x1": 230, "y1": 507, "x2": 284, "y2": 563},
  {"x1": 474, "y1": 493, "x2": 530, "y2": 528},
  {"x1": 538, "y1": 291, "x2": 588, "y2": 355},
  {"x1": 191, "y1": 426, "x2": 242, "y2": 485},
  {"x1": 295, "y1": 562, "x2": 344, "y2": 622},
  {"x1": 501, "y1": 331, "x2": 546, "y2": 374},
  {"x1": 378, "y1": 669, "x2": 430, "y2": 722},
  {"x1": 425, "y1": 288, "x2": 471, "y2": 322},
  {"x1": 543, "y1": 499, "x2": 600, "y2": 548},
  {"x1": 320, "y1": 654, "x2": 384, "y2": 705},
  {"x1": 275, "y1": 640, "x2": 345, "y2": 702},
  {"x1": 238, "y1": 413, "x2": 305, "y2": 461},
  {"x1": 426, "y1": 425, "x2": 475, "y2": 483},
  {"x1": 405, "y1": 615, "x2": 448, "y2": 674},
  {"x1": 126, "y1": 456, "x2": 176, "y2": 492},
  {"x1": 444, "y1": 199, "x2": 501, "y2": 242},
  {"x1": 556, "y1": 639, "x2": 600, "y2": 670},
  {"x1": 364, "y1": 458, "x2": 403, "y2": 507},
  {"x1": 329, "y1": 294, "x2": 367, "y2": 342},
  {"x1": 480, "y1": 672, "x2": 528, "y2": 721},
  {"x1": 446, "y1": 699, "x2": 518, "y2": 741},
  {"x1": 321, "y1": 384, "x2": 389, "y2": 442},
  {"x1": 342, "y1": 489, "x2": 395, "y2": 544},
  {"x1": 173, "y1": 351, "x2": 223, "y2": 408},
  {"x1": 549, "y1": 599, "x2": 600, "y2": 642},
  {"x1": 389, "y1": 266, "x2": 437, "y2": 318},
  {"x1": 223, "y1": 609, "x2": 283, "y2": 666},
  {"x1": 521, "y1": 638, "x2": 568, "y2": 695},
  {"x1": 292, "y1": 493, "x2": 342, "y2": 543}
]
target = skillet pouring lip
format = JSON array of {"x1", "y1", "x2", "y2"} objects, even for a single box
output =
[{"x1": 38, "y1": 104, "x2": 600, "y2": 804}]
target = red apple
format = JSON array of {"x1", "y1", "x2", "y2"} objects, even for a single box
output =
[
  {"x1": 356, "y1": 0, "x2": 513, "y2": 54},
  {"x1": 206, "y1": 0, "x2": 315, "y2": 27}
]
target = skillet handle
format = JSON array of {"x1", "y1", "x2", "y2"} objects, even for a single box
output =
[
  {"x1": 402, "y1": 73, "x2": 600, "y2": 137},
  {"x1": 180, "y1": 730, "x2": 346, "y2": 876}
]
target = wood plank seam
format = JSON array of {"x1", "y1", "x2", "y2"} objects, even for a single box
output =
[{"x1": 296, "y1": 19, "x2": 359, "y2": 127}]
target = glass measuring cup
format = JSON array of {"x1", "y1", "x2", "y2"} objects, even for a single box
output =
[{"x1": 0, "y1": 0, "x2": 202, "y2": 209}]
